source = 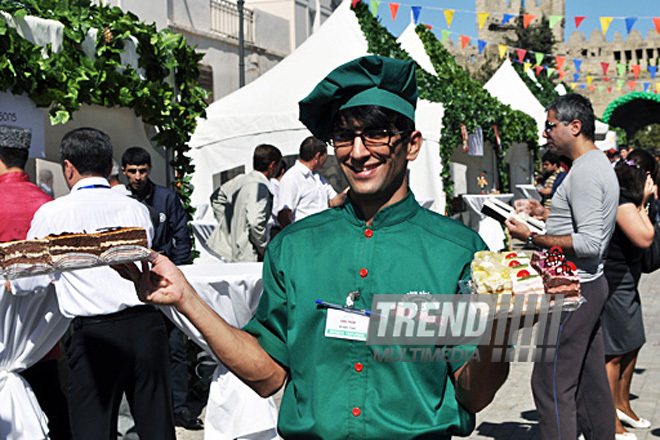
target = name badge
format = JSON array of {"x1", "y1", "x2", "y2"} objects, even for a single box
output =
[{"x1": 324, "y1": 308, "x2": 369, "y2": 341}]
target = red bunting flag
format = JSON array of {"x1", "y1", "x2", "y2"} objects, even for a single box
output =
[
  {"x1": 389, "y1": 3, "x2": 400, "y2": 21},
  {"x1": 601, "y1": 62, "x2": 609, "y2": 76},
  {"x1": 603, "y1": 77, "x2": 610, "y2": 82},
  {"x1": 559, "y1": 70, "x2": 567, "y2": 80},
  {"x1": 629, "y1": 80, "x2": 636, "y2": 91},
  {"x1": 653, "y1": 18, "x2": 660, "y2": 34},
  {"x1": 555, "y1": 55, "x2": 565, "y2": 70},
  {"x1": 575, "y1": 16, "x2": 586, "y2": 29},
  {"x1": 589, "y1": 85, "x2": 595, "y2": 92},
  {"x1": 424, "y1": 24, "x2": 432, "y2": 30},
  {"x1": 523, "y1": 14, "x2": 536, "y2": 29},
  {"x1": 535, "y1": 65, "x2": 543, "y2": 75},
  {"x1": 632, "y1": 64, "x2": 641, "y2": 80},
  {"x1": 517, "y1": 48, "x2": 527, "y2": 63},
  {"x1": 461, "y1": 35, "x2": 470, "y2": 49},
  {"x1": 607, "y1": 87, "x2": 612, "y2": 93}
]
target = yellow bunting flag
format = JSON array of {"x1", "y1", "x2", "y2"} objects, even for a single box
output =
[
  {"x1": 524, "y1": 62, "x2": 532, "y2": 72},
  {"x1": 571, "y1": 83, "x2": 578, "y2": 90},
  {"x1": 477, "y1": 12, "x2": 489, "y2": 30},
  {"x1": 389, "y1": 3, "x2": 400, "y2": 21},
  {"x1": 600, "y1": 17, "x2": 613, "y2": 35},
  {"x1": 444, "y1": 9, "x2": 454, "y2": 28},
  {"x1": 549, "y1": 15, "x2": 562, "y2": 28},
  {"x1": 498, "y1": 44, "x2": 508, "y2": 60},
  {"x1": 587, "y1": 76, "x2": 593, "y2": 86},
  {"x1": 656, "y1": 83, "x2": 660, "y2": 93},
  {"x1": 523, "y1": 14, "x2": 536, "y2": 29}
]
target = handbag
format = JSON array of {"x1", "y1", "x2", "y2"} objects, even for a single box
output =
[{"x1": 641, "y1": 220, "x2": 660, "y2": 273}]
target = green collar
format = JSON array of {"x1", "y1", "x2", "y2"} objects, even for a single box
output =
[{"x1": 342, "y1": 190, "x2": 420, "y2": 228}]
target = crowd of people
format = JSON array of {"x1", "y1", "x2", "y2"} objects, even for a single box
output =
[{"x1": 1, "y1": 54, "x2": 658, "y2": 440}]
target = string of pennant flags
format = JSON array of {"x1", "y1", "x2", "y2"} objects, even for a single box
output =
[{"x1": 350, "y1": 0, "x2": 660, "y2": 94}]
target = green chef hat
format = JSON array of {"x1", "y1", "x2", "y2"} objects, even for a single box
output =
[{"x1": 299, "y1": 55, "x2": 417, "y2": 141}]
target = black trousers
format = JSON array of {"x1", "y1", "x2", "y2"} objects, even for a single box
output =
[
  {"x1": 67, "y1": 305, "x2": 175, "y2": 440},
  {"x1": 164, "y1": 314, "x2": 189, "y2": 413},
  {"x1": 20, "y1": 359, "x2": 71, "y2": 440},
  {"x1": 532, "y1": 276, "x2": 616, "y2": 439}
]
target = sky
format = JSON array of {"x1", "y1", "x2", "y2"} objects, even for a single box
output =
[{"x1": 375, "y1": 0, "x2": 659, "y2": 45}]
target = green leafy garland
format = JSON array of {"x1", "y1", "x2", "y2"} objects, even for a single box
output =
[
  {"x1": 0, "y1": 0, "x2": 207, "y2": 222},
  {"x1": 353, "y1": 2, "x2": 538, "y2": 212}
]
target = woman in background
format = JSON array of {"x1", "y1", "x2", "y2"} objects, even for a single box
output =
[{"x1": 603, "y1": 149, "x2": 657, "y2": 440}]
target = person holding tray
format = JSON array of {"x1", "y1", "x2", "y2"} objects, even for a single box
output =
[
  {"x1": 115, "y1": 56, "x2": 518, "y2": 439},
  {"x1": 506, "y1": 94, "x2": 619, "y2": 439}
]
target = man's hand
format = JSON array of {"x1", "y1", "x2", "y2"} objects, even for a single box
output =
[
  {"x1": 504, "y1": 217, "x2": 532, "y2": 242},
  {"x1": 112, "y1": 254, "x2": 192, "y2": 309},
  {"x1": 329, "y1": 187, "x2": 350, "y2": 208}
]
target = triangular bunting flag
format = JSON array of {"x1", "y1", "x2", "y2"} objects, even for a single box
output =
[
  {"x1": 424, "y1": 24, "x2": 432, "y2": 30},
  {"x1": 649, "y1": 65, "x2": 658, "y2": 79},
  {"x1": 573, "y1": 73, "x2": 580, "y2": 82},
  {"x1": 617, "y1": 79, "x2": 624, "y2": 89},
  {"x1": 351, "y1": 0, "x2": 360, "y2": 7},
  {"x1": 441, "y1": 29, "x2": 451, "y2": 43},
  {"x1": 478, "y1": 40, "x2": 487, "y2": 55},
  {"x1": 617, "y1": 63, "x2": 626, "y2": 77},
  {"x1": 547, "y1": 67, "x2": 555, "y2": 77},
  {"x1": 571, "y1": 83, "x2": 578, "y2": 90},
  {"x1": 625, "y1": 17, "x2": 637, "y2": 35},
  {"x1": 654, "y1": 18, "x2": 660, "y2": 34},
  {"x1": 444, "y1": 9, "x2": 454, "y2": 28},
  {"x1": 461, "y1": 35, "x2": 471, "y2": 50},
  {"x1": 555, "y1": 55, "x2": 565, "y2": 70},
  {"x1": 535, "y1": 52, "x2": 544, "y2": 66},
  {"x1": 389, "y1": 3, "x2": 400, "y2": 21},
  {"x1": 608, "y1": 86, "x2": 612, "y2": 93},
  {"x1": 502, "y1": 14, "x2": 515, "y2": 25},
  {"x1": 559, "y1": 70, "x2": 567, "y2": 80},
  {"x1": 589, "y1": 85, "x2": 595, "y2": 92},
  {"x1": 523, "y1": 14, "x2": 536, "y2": 29},
  {"x1": 498, "y1": 44, "x2": 508, "y2": 60},
  {"x1": 629, "y1": 80, "x2": 636, "y2": 91},
  {"x1": 598, "y1": 86, "x2": 604, "y2": 92},
  {"x1": 632, "y1": 64, "x2": 641, "y2": 80},
  {"x1": 370, "y1": 0, "x2": 380, "y2": 16},
  {"x1": 524, "y1": 62, "x2": 532, "y2": 71},
  {"x1": 573, "y1": 59, "x2": 582, "y2": 72},
  {"x1": 477, "y1": 12, "x2": 489, "y2": 30},
  {"x1": 656, "y1": 83, "x2": 660, "y2": 93},
  {"x1": 644, "y1": 82, "x2": 651, "y2": 92},
  {"x1": 535, "y1": 65, "x2": 544, "y2": 75},
  {"x1": 517, "y1": 48, "x2": 527, "y2": 63},
  {"x1": 580, "y1": 84, "x2": 586, "y2": 90},
  {"x1": 587, "y1": 75, "x2": 593, "y2": 86},
  {"x1": 575, "y1": 16, "x2": 586, "y2": 29},
  {"x1": 549, "y1": 15, "x2": 562, "y2": 29},
  {"x1": 601, "y1": 17, "x2": 613, "y2": 35},
  {"x1": 601, "y1": 62, "x2": 609, "y2": 76},
  {"x1": 411, "y1": 6, "x2": 421, "y2": 24},
  {"x1": 603, "y1": 77, "x2": 610, "y2": 82}
]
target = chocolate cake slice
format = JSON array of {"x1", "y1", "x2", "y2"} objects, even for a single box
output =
[
  {"x1": 0, "y1": 238, "x2": 51, "y2": 269},
  {"x1": 47, "y1": 232, "x2": 102, "y2": 266},
  {"x1": 95, "y1": 227, "x2": 148, "y2": 251}
]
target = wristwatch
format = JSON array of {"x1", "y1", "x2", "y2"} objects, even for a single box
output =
[{"x1": 526, "y1": 232, "x2": 537, "y2": 247}]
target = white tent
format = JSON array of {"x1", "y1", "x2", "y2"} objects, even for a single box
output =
[{"x1": 188, "y1": 0, "x2": 446, "y2": 215}]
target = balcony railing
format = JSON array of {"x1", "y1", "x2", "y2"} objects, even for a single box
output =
[{"x1": 210, "y1": 0, "x2": 255, "y2": 44}]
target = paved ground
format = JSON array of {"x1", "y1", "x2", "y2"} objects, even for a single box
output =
[{"x1": 177, "y1": 268, "x2": 660, "y2": 440}]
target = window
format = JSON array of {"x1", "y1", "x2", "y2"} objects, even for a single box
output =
[
  {"x1": 636, "y1": 49, "x2": 643, "y2": 60},
  {"x1": 625, "y1": 50, "x2": 632, "y2": 61},
  {"x1": 647, "y1": 48, "x2": 654, "y2": 59},
  {"x1": 198, "y1": 64, "x2": 214, "y2": 105},
  {"x1": 614, "y1": 51, "x2": 621, "y2": 61}
]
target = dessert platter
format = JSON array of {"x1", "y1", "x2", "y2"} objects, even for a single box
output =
[
  {"x1": 0, "y1": 227, "x2": 152, "y2": 279},
  {"x1": 462, "y1": 246, "x2": 584, "y2": 316}
]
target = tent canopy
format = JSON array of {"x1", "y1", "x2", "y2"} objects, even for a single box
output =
[{"x1": 188, "y1": 0, "x2": 446, "y2": 214}]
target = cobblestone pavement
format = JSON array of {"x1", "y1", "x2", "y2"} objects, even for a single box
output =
[{"x1": 177, "y1": 270, "x2": 660, "y2": 440}]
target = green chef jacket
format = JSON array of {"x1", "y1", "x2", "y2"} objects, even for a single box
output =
[{"x1": 244, "y1": 191, "x2": 487, "y2": 439}]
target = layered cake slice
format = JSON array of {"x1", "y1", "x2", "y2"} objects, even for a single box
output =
[
  {"x1": 97, "y1": 227, "x2": 150, "y2": 263},
  {"x1": 0, "y1": 238, "x2": 51, "y2": 269},
  {"x1": 47, "y1": 232, "x2": 102, "y2": 268}
]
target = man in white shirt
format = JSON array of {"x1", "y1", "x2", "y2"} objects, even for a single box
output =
[
  {"x1": 27, "y1": 128, "x2": 175, "y2": 440},
  {"x1": 276, "y1": 136, "x2": 347, "y2": 227}
]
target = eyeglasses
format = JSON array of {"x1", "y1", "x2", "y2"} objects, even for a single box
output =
[
  {"x1": 328, "y1": 129, "x2": 408, "y2": 149},
  {"x1": 544, "y1": 120, "x2": 570, "y2": 134}
]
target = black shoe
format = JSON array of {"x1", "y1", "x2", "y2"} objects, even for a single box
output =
[{"x1": 174, "y1": 408, "x2": 203, "y2": 430}]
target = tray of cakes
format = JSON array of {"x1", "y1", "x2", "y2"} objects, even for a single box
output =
[
  {"x1": 459, "y1": 246, "x2": 584, "y2": 317},
  {"x1": 0, "y1": 227, "x2": 153, "y2": 280}
]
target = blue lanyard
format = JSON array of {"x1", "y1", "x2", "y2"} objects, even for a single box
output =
[{"x1": 76, "y1": 184, "x2": 111, "y2": 190}]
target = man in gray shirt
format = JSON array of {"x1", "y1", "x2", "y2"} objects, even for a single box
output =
[{"x1": 506, "y1": 94, "x2": 618, "y2": 439}]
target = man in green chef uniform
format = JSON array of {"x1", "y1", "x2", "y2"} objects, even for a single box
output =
[{"x1": 118, "y1": 55, "x2": 512, "y2": 439}]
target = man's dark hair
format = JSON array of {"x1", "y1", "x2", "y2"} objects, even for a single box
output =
[
  {"x1": 253, "y1": 144, "x2": 282, "y2": 172},
  {"x1": 332, "y1": 105, "x2": 415, "y2": 144},
  {"x1": 121, "y1": 146, "x2": 152, "y2": 167},
  {"x1": 61, "y1": 127, "x2": 113, "y2": 177},
  {"x1": 299, "y1": 136, "x2": 327, "y2": 162},
  {"x1": 615, "y1": 149, "x2": 659, "y2": 206},
  {"x1": 545, "y1": 94, "x2": 595, "y2": 142},
  {"x1": 0, "y1": 147, "x2": 28, "y2": 169},
  {"x1": 541, "y1": 150, "x2": 561, "y2": 165}
]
